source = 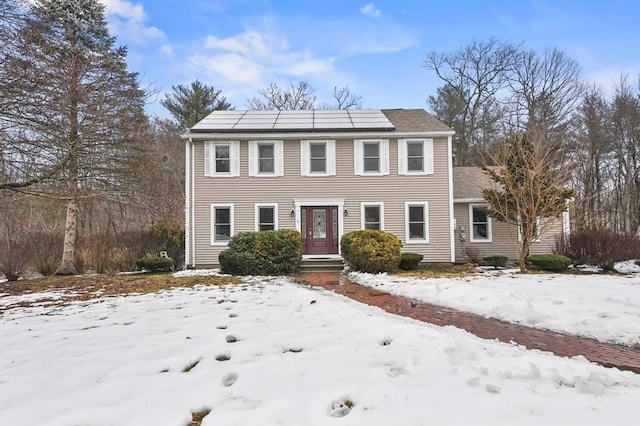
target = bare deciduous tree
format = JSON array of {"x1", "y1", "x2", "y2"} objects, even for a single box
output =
[
  {"x1": 246, "y1": 81, "x2": 317, "y2": 110},
  {"x1": 482, "y1": 134, "x2": 574, "y2": 272}
]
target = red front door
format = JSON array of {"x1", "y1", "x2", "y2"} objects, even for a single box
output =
[{"x1": 302, "y1": 206, "x2": 339, "y2": 255}]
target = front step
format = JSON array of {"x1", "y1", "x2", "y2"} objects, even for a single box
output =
[{"x1": 300, "y1": 257, "x2": 345, "y2": 272}]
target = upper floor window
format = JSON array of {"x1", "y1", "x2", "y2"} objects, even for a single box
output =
[
  {"x1": 361, "y1": 202, "x2": 384, "y2": 230},
  {"x1": 405, "y1": 202, "x2": 429, "y2": 243},
  {"x1": 255, "y1": 203, "x2": 278, "y2": 231},
  {"x1": 301, "y1": 140, "x2": 336, "y2": 176},
  {"x1": 398, "y1": 139, "x2": 434, "y2": 175},
  {"x1": 211, "y1": 204, "x2": 234, "y2": 245},
  {"x1": 470, "y1": 204, "x2": 492, "y2": 242},
  {"x1": 249, "y1": 140, "x2": 284, "y2": 176},
  {"x1": 354, "y1": 139, "x2": 389, "y2": 176},
  {"x1": 204, "y1": 141, "x2": 240, "y2": 177}
]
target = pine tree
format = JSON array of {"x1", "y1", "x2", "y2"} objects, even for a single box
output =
[
  {"x1": 1, "y1": 0, "x2": 148, "y2": 274},
  {"x1": 161, "y1": 80, "x2": 232, "y2": 130}
]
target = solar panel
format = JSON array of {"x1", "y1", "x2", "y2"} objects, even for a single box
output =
[{"x1": 191, "y1": 109, "x2": 395, "y2": 131}]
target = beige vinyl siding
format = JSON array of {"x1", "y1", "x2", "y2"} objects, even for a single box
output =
[
  {"x1": 190, "y1": 135, "x2": 453, "y2": 267},
  {"x1": 453, "y1": 203, "x2": 564, "y2": 263}
]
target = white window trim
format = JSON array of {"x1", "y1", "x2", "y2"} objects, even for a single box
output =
[
  {"x1": 469, "y1": 203, "x2": 493, "y2": 243},
  {"x1": 248, "y1": 140, "x2": 284, "y2": 177},
  {"x1": 300, "y1": 140, "x2": 336, "y2": 177},
  {"x1": 254, "y1": 203, "x2": 278, "y2": 231},
  {"x1": 517, "y1": 217, "x2": 544, "y2": 243},
  {"x1": 354, "y1": 139, "x2": 389, "y2": 176},
  {"x1": 360, "y1": 202, "x2": 385, "y2": 230},
  {"x1": 210, "y1": 204, "x2": 234, "y2": 246},
  {"x1": 404, "y1": 201, "x2": 429, "y2": 244},
  {"x1": 398, "y1": 138, "x2": 434, "y2": 175},
  {"x1": 204, "y1": 141, "x2": 240, "y2": 177}
]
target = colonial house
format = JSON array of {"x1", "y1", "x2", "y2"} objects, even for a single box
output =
[{"x1": 182, "y1": 108, "x2": 567, "y2": 268}]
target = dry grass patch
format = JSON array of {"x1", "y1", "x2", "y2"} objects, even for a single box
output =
[
  {"x1": 0, "y1": 273, "x2": 243, "y2": 313},
  {"x1": 395, "y1": 263, "x2": 477, "y2": 279},
  {"x1": 188, "y1": 407, "x2": 212, "y2": 426}
]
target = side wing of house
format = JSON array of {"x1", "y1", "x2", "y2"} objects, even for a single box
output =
[
  {"x1": 452, "y1": 167, "x2": 569, "y2": 263},
  {"x1": 184, "y1": 109, "x2": 456, "y2": 268}
]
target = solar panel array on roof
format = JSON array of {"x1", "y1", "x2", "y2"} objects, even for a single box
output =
[{"x1": 190, "y1": 109, "x2": 395, "y2": 132}]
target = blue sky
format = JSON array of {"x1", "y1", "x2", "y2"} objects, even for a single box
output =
[{"x1": 100, "y1": 0, "x2": 640, "y2": 117}]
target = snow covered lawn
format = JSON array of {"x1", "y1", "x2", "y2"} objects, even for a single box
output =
[{"x1": 1, "y1": 267, "x2": 639, "y2": 426}]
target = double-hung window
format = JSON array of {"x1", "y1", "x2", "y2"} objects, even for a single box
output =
[
  {"x1": 405, "y1": 202, "x2": 429, "y2": 243},
  {"x1": 361, "y1": 202, "x2": 384, "y2": 230},
  {"x1": 470, "y1": 204, "x2": 492, "y2": 242},
  {"x1": 398, "y1": 139, "x2": 434, "y2": 175},
  {"x1": 248, "y1": 141, "x2": 284, "y2": 176},
  {"x1": 354, "y1": 139, "x2": 389, "y2": 175},
  {"x1": 300, "y1": 140, "x2": 336, "y2": 176},
  {"x1": 211, "y1": 204, "x2": 234, "y2": 245},
  {"x1": 204, "y1": 141, "x2": 240, "y2": 177},
  {"x1": 255, "y1": 203, "x2": 278, "y2": 231}
]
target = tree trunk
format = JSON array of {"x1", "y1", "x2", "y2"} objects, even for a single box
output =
[{"x1": 56, "y1": 198, "x2": 78, "y2": 275}]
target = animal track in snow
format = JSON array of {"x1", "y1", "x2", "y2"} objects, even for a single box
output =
[
  {"x1": 221, "y1": 373, "x2": 238, "y2": 387},
  {"x1": 379, "y1": 338, "x2": 392, "y2": 346},
  {"x1": 327, "y1": 397, "x2": 355, "y2": 417},
  {"x1": 229, "y1": 313, "x2": 238, "y2": 318},
  {"x1": 225, "y1": 335, "x2": 238, "y2": 343},
  {"x1": 216, "y1": 353, "x2": 231, "y2": 361}
]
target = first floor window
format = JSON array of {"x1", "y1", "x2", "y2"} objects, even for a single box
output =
[
  {"x1": 256, "y1": 204, "x2": 277, "y2": 231},
  {"x1": 405, "y1": 202, "x2": 429, "y2": 243},
  {"x1": 211, "y1": 204, "x2": 233, "y2": 244},
  {"x1": 361, "y1": 203, "x2": 383, "y2": 230},
  {"x1": 471, "y1": 205, "x2": 491, "y2": 242}
]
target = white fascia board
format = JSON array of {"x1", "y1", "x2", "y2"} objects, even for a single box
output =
[
  {"x1": 454, "y1": 198, "x2": 487, "y2": 203},
  {"x1": 181, "y1": 130, "x2": 455, "y2": 140}
]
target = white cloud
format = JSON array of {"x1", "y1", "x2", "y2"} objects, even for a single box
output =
[
  {"x1": 159, "y1": 44, "x2": 174, "y2": 57},
  {"x1": 100, "y1": 0, "x2": 165, "y2": 45},
  {"x1": 360, "y1": 3, "x2": 381, "y2": 18}
]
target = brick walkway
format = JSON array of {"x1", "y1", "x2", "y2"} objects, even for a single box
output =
[{"x1": 295, "y1": 271, "x2": 640, "y2": 374}]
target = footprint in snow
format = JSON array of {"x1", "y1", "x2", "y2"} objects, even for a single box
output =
[
  {"x1": 216, "y1": 353, "x2": 231, "y2": 361},
  {"x1": 221, "y1": 373, "x2": 238, "y2": 387},
  {"x1": 226, "y1": 335, "x2": 238, "y2": 343},
  {"x1": 327, "y1": 398, "x2": 355, "y2": 418}
]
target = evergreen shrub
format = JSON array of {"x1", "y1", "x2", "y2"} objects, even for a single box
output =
[
  {"x1": 526, "y1": 254, "x2": 571, "y2": 272},
  {"x1": 482, "y1": 255, "x2": 508, "y2": 269},
  {"x1": 341, "y1": 230, "x2": 401, "y2": 273},
  {"x1": 399, "y1": 253, "x2": 423, "y2": 270},
  {"x1": 219, "y1": 230, "x2": 302, "y2": 275},
  {"x1": 136, "y1": 256, "x2": 174, "y2": 272}
]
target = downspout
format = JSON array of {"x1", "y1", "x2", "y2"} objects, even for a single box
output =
[
  {"x1": 191, "y1": 138, "x2": 196, "y2": 267},
  {"x1": 447, "y1": 134, "x2": 455, "y2": 263},
  {"x1": 184, "y1": 137, "x2": 192, "y2": 268}
]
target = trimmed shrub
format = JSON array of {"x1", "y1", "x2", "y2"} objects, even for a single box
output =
[
  {"x1": 255, "y1": 230, "x2": 302, "y2": 275},
  {"x1": 526, "y1": 254, "x2": 571, "y2": 272},
  {"x1": 218, "y1": 250, "x2": 259, "y2": 275},
  {"x1": 399, "y1": 253, "x2": 423, "y2": 270},
  {"x1": 560, "y1": 230, "x2": 640, "y2": 272},
  {"x1": 482, "y1": 255, "x2": 508, "y2": 269},
  {"x1": 136, "y1": 256, "x2": 174, "y2": 272},
  {"x1": 341, "y1": 230, "x2": 402, "y2": 273},
  {"x1": 219, "y1": 230, "x2": 302, "y2": 275}
]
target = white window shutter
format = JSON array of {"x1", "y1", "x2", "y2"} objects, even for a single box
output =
[
  {"x1": 398, "y1": 139, "x2": 407, "y2": 175},
  {"x1": 248, "y1": 141, "x2": 258, "y2": 176},
  {"x1": 204, "y1": 142, "x2": 213, "y2": 176},
  {"x1": 300, "y1": 141, "x2": 310, "y2": 176},
  {"x1": 354, "y1": 140, "x2": 363, "y2": 175},
  {"x1": 275, "y1": 141, "x2": 284, "y2": 176},
  {"x1": 425, "y1": 139, "x2": 434, "y2": 174},
  {"x1": 230, "y1": 141, "x2": 240, "y2": 176},
  {"x1": 381, "y1": 139, "x2": 390, "y2": 175},
  {"x1": 327, "y1": 140, "x2": 336, "y2": 176}
]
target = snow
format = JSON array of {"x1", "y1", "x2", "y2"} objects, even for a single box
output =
[
  {"x1": 350, "y1": 262, "x2": 640, "y2": 346},
  {"x1": 1, "y1": 267, "x2": 640, "y2": 426}
]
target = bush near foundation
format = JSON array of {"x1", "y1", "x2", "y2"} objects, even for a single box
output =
[
  {"x1": 341, "y1": 230, "x2": 401, "y2": 273},
  {"x1": 219, "y1": 230, "x2": 302, "y2": 275},
  {"x1": 526, "y1": 254, "x2": 571, "y2": 272},
  {"x1": 136, "y1": 256, "x2": 174, "y2": 272},
  {"x1": 399, "y1": 253, "x2": 423, "y2": 270},
  {"x1": 482, "y1": 255, "x2": 508, "y2": 269}
]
